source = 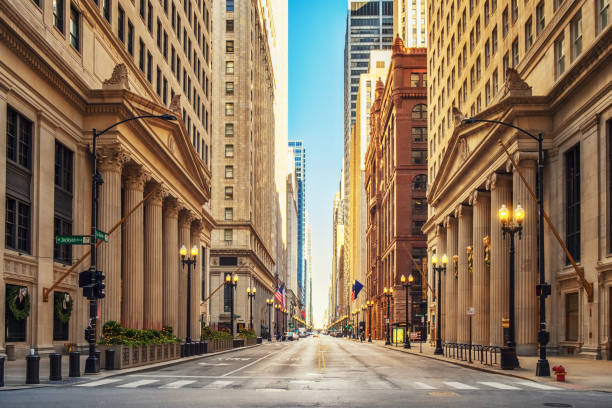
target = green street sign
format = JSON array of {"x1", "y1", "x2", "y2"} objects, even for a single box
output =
[
  {"x1": 96, "y1": 230, "x2": 109, "y2": 242},
  {"x1": 55, "y1": 235, "x2": 91, "y2": 245}
]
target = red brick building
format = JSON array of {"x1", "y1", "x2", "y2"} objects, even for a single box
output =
[{"x1": 365, "y1": 37, "x2": 428, "y2": 341}]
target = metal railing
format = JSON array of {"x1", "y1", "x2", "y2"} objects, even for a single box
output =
[{"x1": 443, "y1": 342, "x2": 500, "y2": 366}]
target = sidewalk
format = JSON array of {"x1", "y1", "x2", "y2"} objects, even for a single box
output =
[
  {"x1": 1, "y1": 343, "x2": 263, "y2": 390},
  {"x1": 363, "y1": 338, "x2": 612, "y2": 392}
]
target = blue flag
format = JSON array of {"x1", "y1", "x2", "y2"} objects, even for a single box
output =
[{"x1": 352, "y1": 280, "x2": 364, "y2": 301}]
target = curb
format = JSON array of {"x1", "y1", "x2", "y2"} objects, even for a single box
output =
[{"x1": 0, "y1": 343, "x2": 263, "y2": 391}]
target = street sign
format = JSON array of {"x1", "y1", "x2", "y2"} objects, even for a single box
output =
[
  {"x1": 96, "y1": 230, "x2": 109, "y2": 242},
  {"x1": 466, "y1": 307, "x2": 475, "y2": 316},
  {"x1": 55, "y1": 235, "x2": 91, "y2": 245}
]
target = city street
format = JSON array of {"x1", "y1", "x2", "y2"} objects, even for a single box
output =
[{"x1": 1, "y1": 336, "x2": 609, "y2": 408}]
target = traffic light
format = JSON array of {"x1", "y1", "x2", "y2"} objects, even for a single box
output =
[
  {"x1": 94, "y1": 270, "x2": 105, "y2": 299},
  {"x1": 536, "y1": 283, "x2": 551, "y2": 298},
  {"x1": 79, "y1": 270, "x2": 95, "y2": 299}
]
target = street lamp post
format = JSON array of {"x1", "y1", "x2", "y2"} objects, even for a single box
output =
[
  {"x1": 367, "y1": 301, "x2": 373, "y2": 342},
  {"x1": 247, "y1": 287, "x2": 256, "y2": 331},
  {"x1": 180, "y1": 245, "x2": 198, "y2": 343},
  {"x1": 274, "y1": 304, "x2": 281, "y2": 340},
  {"x1": 462, "y1": 117, "x2": 550, "y2": 376},
  {"x1": 266, "y1": 298, "x2": 273, "y2": 341},
  {"x1": 499, "y1": 204, "x2": 524, "y2": 369},
  {"x1": 383, "y1": 287, "x2": 393, "y2": 345},
  {"x1": 225, "y1": 274, "x2": 239, "y2": 337},
  {"x1": 401, "y1": 274, "x2": 414, "y2": 349},
  {"x1": 432, "y1": 254, "x2": 448, "y2": 355},
  {"x1": 85, "y1": 113, "x2": 176, "y2": 374}
]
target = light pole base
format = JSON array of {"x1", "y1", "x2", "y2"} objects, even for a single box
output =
[
  {"x1": 368, "y1": 336, "x2": 372, "y2": 343},
  {"x1": 434, "y1": 339, "x2": 443, "y2": 355},
  {"x1": 404, "y1": 342, "x2": 411, "y2": 349},
  {"x1": 500, "y1": 347, "x2": 519, "y2": 370},
  {"x1": 385, "y1": 339, "x2": 391, "y2": 346},
  {"x1": 535, "y1": 358, "x2": 551, "y2": 376},
  {"x1": 84, "y1": 356, "x2": 99, "y2": 374}
]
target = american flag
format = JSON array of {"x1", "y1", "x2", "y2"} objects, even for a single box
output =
[{"x1": 274, "y1": 284, "x2": 285, "y2": 308}]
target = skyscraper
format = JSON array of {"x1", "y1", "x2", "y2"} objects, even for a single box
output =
[
  {"x1": 393, "y1": 0, "x2": 427, "y2": 47},
  {"x1": 288, "y1": 141, "x2": 306, "y2": 310}
]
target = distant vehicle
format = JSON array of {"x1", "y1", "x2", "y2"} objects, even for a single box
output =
[
  {"x1": 286, "y1": 332, "x2": 298, "y2": 341},
  {"x1": 298, "y1": 327, "x2": 307, "y2": 337},
  {"x1": 313, "y1": 333, "x2": 319, "y2": 338}
]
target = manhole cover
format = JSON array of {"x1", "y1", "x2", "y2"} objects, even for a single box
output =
[{"x1": 543, "y1": 404, "x2": 572, "y2": 408}]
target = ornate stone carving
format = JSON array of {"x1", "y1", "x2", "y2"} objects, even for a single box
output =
[
  {"x1": 169, "y1": 94, "x2": 181, "y2": 115},
  {"x1": 488, "y1": 172, "x2": 511, "y2": 191},
  {"x1": 452, "y1": 106, "x2": 465, "y2": 126},
  {"x1": 145, "y1": 183, "x2": 164, "y2": 205},
  {"x1": 392, "y1": 34, "x2": 405, "y2": 55},
  {"x1": 459, "y1": 137, "x2": 469, "y2": 161},
  {"x1": 178, "y1": 209, "x2": 194, "y2": 227},
  {"x1": 163, "y1": 196, "x2": 179, "y2": 217},
  {"x1": 123, "y1": 164, "x2": 146, "y2": 191},
  {"x1": 102, "y1": 64, "x2": 130, "y2": 90},
  {"x1": 98, "y1": 145, "x2": 128, "y2": 173},
  {"x1": 502, "y1": 68, "x2": 532, "y2": 97}
]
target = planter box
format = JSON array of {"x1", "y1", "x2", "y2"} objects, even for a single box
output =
[
  {"x1": 256, "y1": 337, "x2": 262, "y2": 344},
  {"x1": 233, "y1": 339, "x2": 245, "y2": 348},
  {"x1": 98, "y1": 343, "x2": 181, "y2": 370},
  {"x1": 203, "y1": 338, "x2": 233, "y2": 353}
]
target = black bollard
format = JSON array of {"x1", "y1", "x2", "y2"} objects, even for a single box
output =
[
  {"x1": 25, "y1": 353, "x2": 40, "y2": 384},
  {"x1": 0, "y1": 355, "x2": 5, "y2": 387},
  {"x1": 180, "y1": 343, "x2": 186, "y2": 357},
  {"x1": 191, "y1": 342, "x2": 197, "y2": 356},
  {"x1": 69, "y1": 351, "x2": 80, "y2": 377},
  {"x1": 105, "y1": 349, "x2": 115, "y2": 370},
  {"x1": 199, "y1": 342, "x2": 204, "y2": 355},
  {"x1": 49, "y1": 353, "x2": 62, "y2": 381}
]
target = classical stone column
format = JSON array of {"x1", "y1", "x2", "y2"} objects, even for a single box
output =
[
  {"x1": 456, "y1": 204, "x2": 473, "y2": 344},
  {"x1": 513, "y1": 158, "x2": 538, "y2": 355},
  {"x1": 489, "y1": 173, "x2": 512, "y2": 346},
  {"x1": 178, "y1": 209, "x2": 193, "y2": 339},
  {"x1": 98, "y1": 146, "x2": 126, "y2": 327},
  {"x1": 143, "y1": 185, "x2": 163, "y2": 330},
  {"x1": 436, "y1": 226, "x2": 447, "y2": 341},
  {"x1": 121, "y1": 164, "x2": 145, "y2": 329},
  {"x1": 471, "y1": 191, "x2": 491, "y2": 346},
  {"x1": 190, "y1": 220, "x2": 203, "y2": 339},
  {"x1": 162, "y1": 197, "x2": 180, "y2": 332},
  {"x1": 444, "y1": 216, "x2": 458, "y2": 343}
]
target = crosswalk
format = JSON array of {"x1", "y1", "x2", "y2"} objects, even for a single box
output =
[{"x1": 76, "y1": 377, "x2": 566, "y2": 392}]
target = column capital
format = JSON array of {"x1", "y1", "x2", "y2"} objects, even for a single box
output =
[
  {"x1": 469, "y1": 190, "x2": 490, "y2": 206},
  {"x1": 486, "y1": 172, "x2": 512, "y2": 191},
  {"x1": 435, "y1": 224, "x2": 445, "y2": 238},
  {"x1": 179, "y1": 209, "x2": 195, "y2": 227},
  {"x1": 443, "y1": 215, "x2": 456, "y2": 229},
  {"x1": 123, "y1": 164, "x2": 146, "y2": 191},
  {"x1": 163, "y1": 196, "x2": 180, "y2": 217},
  {"x1": 145, "y1": 183, "x2": 164, "y2": 206},
  {"x1": 454, "y1": 203, "x2": 472, "y2": 218},
  {"x1": 506, "y1": 151, "x2": 538, "y2": 172},
  {"x1": 98, "y1": 144, "x2": 128, "y2": 173},
  {"x1": 191, "y1": 219, "x2": 204, "y2": 237}
]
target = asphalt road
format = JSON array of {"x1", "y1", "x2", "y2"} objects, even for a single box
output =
[{"x1": 1, "y1": 336, "x2": 610, "y2": 407}]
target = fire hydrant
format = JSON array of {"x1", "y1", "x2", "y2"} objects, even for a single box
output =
[{"x1": 552, "y1": 365, "x2": 567, "y2": 382}]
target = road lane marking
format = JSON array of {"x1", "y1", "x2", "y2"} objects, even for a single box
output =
[
  {"x1": 199, "y1": 362, "x2": 231, "y2": 366},
  {"x1": 478, "y1": 382, "x2": 521, "y2": 390},
  {"x1": 160, "y1": 380, "x2": 197, "y2": 389},
  {"x1": 220, "y1": 352, "x2": 274, "y2": 377},
  {"x1": 367, "y1": 380, "x2": 393, "y2": 389},
  {"x1": 413, "y1": 381, "x2": 436, "y2": 389},
  {"x1": 117, "y1": 379, "x2": 160, "y2": 388},
  {"x1": 203, "y1": 380, "x2": 234, "y2": 389},
  {"x1": 443, "y1": 381, "x2": 479, "y2": 390},
  {"x1": 515, "y1": 381, "x2": 562, "y2": 390},
  {"x1": 76, "y1": 379, "x2": 122, "y2": 387}
]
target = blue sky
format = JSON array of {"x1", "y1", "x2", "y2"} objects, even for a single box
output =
[{"x1": 289, "y1": 0, "x2": 347, "y2": 327}]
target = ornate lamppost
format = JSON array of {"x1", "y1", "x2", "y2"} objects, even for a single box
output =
[
  {"x1": 225, "y1": 274, "x2": 238, "y2": 337},
  {"x1": 367, "y1": 301, "x2": 373, "y2": 342},
  {"x1": 499, "y1": 203, "x2": 524, "y2": 370},
  {"x1": 274, "y1": 304, "x2": 281, "y2": 340},
  {"x1": 246, "y1": 286, "x2": 256, "y2": 331},
  {"x1": 401, "y1": 274, "x2": 414, "y2": 349},
  {"x1": 432, "y1": 254, "x2": 448, "y2": 355},
  {"x1": 266, "y1": 298, "x2": 274, "y2": 341},
  {"x1": 180, "y1": 245, "x2": 198, "y2": 344},
  {"x1": 383, "y1": 287, "x2": 393, "y2": 345}
]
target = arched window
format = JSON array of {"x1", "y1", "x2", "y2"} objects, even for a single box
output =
[
  {"x1": 413, "y1": 174, "x2": 427, "y2": 190},
  {"x1": 412, "y1": 104, "x2": 427, "y2": 119}
]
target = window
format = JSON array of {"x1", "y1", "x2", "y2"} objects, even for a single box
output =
[
  {"x1": 225, "y1": 123, "x2": 234, "y2": 137},
  {"x1": 225, "y1": 186, "x2": 234, "y2": 200},
  {"x1": 609, "y1": 120, "x2": 612, "y2": 253},
  {"x1": 502, "y1": 7, "x2": 508, "y2": 37},
  {"x1": 226, "y1": 0, "x2": 234, "y2": 12},
  {"x1": 492, "y1": 26, "x2": 498, "y2": 55},
  {"x1": 412, "y1": 221, "x2": 425, "y2": 235},
  {"x1": 411, "y1": 73, "x2": 420, "y2": 87},
  {"x1": 485, "y1": 80, "x2": 491, "y2": 104},
  {"x1": 554, "y1": 0, "x2": 564, "y2": 10},
  {"x1": 476, "y1": 56, "x2": 481, "y2": 81},
  {"x1": 225, "y1": 81, "x2": 234, "y2": 95},
  {"x1": 599, "y1": 0, "x2": 610, "y2": 32},
  {"x1": 492, "y1": 69, "x2": 498, "y2": 94},
  {"x1": 225, "y1": 165, "x2": 234, "y2": 178},
  {"x1": 54, "y1": 141, "x2": 73, "y2": 264},
  {"x1": 512, "y1": 37, "x2": 519, "y2": 67},
  {"x1": 225, "y1": 103, "x2": 234, "y2": 116},
  {"x1": 412, "y1": 151, "x2": 427, "y2": 165},
  {"x1": 157, "y1": 19, "x2": 162, "y2": 48},
  {"x1": 140, "y1": 0, "x2": 146, "y2": 19},
  {"x1": 224, "y1": 229, "x2": 233, "y2": 242},
  {"x1": 565, "y1": 144, "x2": 581, "y2": 262},
  {"x1": 475, "y1": 17, "x2": 481, "y2": 43},
  {"x1": 53, "y1": 292, "x2": 70, "y2": 341},
  {"x1": 412, "y1": 198, "x2": 427, "y2": 215},
  {"x1": 511, "y1": 0, "x2": 518, "y2": 23},
  {"x1": 225, "y1": 61, "x2": 234, "y2": 74},
  {"x1": 147, "y1": 1, "x2": 153, "y2": 32},
  {"x1": 565, "y1": 292, "x2": 579, "y2": 341},
  {"x1": 156, "y1": 67, "x2": 161, "y2": 95},
  {"x1": 412, "y1": 127, "x2": 426, "y2": 142},
  {"x1": 224, "y1": 144, "x2": 234, "y2": 158},
  {"x1": 525, "y1": 17, "x2": 533, "y2": 50},
  {"x1": 570, "y1": 11, "x2": 582, "y2": 61},
  {"x1": 117, "y1": 5, "x2": 125, "y2": 42},
  {"x1": 226, "y1": 40, "x2": 234, "y2": 53},
  {"x1": 5, "y1": 198, "x2": 31, "y2": 253},
  {"x1": 127, "y1": 20, "x2": 134, "y2": 55},
  {"x1": 139, "y1": 39, "x2": 145, "y2": 71},
  {"x1": 226, "y1": 19, "x2": 234, "y2": 32},
  {"x1": 485, "y1": 40, "x2": 491, "y2": 66},
  {"x1": 103, "y1": 0, "x2": 111, "y2": 22},
  {"x1": 5, "y1": 284, "x2": 27, "y2": 341},
  {"x1": 555, "y1": 35, "x2": 565, "y2": 77},
  {"x1": 224, "y1": 207, "x2": 234, "y2": 221},
  {"x1": 147, "y1": 51, "x2": 153, "y2": 82},
  {"x1": 412, "y1": 104, "x2": 427, "y2": 119},
  {"x1": 484, "y1": 0, "x2": 490, "y2": 26},
  {"x1": 536, "y1": 1, "x2": 545, "y2": 34},
  {"x1": 69, "y1": 5, "x2": 80, "y2": 51},
  {"x1": 503, "y1": 52, "x2": 509, "y2": 78},
  {"x1": 53, "y1": 0, "x2": 64, "y2": 32}
]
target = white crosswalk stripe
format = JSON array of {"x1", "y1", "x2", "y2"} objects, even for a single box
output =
[
  {"x1": 515, "y1": 381, "x2": 562, "y2": 390},
  {"x1": 478, "y1": 381, "x2": 521, "y2": 390},
  {"x1": 76, "y1": 379, "x2": 122, "y2": 387},
  {"x1": 444, "y1": 381, "x2": 480, "y2": 390},
  {"x1": 117, "y1": 379, "x2": 160, "y2": 388},
  {"x1": 202, "y1": 380, "x2": 234, "y2": 389},
  {"x1": 160, "y1": 380, "x2": 197, "y2": 389},
  {"x1": 412, "y1": 381, "x2": 437, "y2": 390}
]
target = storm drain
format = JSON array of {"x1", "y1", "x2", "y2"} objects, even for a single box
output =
[{"x1": 542, "y1": 404, "x2": 573, "y2": 408}]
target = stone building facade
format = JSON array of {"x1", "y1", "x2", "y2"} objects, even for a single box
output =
[
  {"x1": 365, "y1": 37, "x2": 428, "y2": 340},
  {"x1": 1, "y1": 0, "x2": 213, "y2": 356},
  {"x1": 424, "y1": 0, "x2": 612, "y2": 358}
]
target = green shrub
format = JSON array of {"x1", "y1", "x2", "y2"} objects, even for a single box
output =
[
  {"x1": 99, "y1": 321, "x2": 180, "y2": 346},
  {"x1": 238, "y1": 328, "x2": 256, "y2": 339}
]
